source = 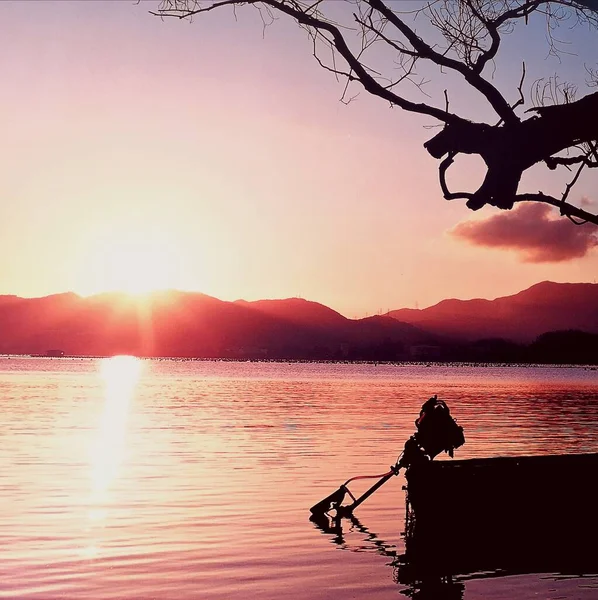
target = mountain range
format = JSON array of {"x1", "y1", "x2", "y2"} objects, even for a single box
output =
[
  {"x1": 0, "y1": 281, "x2": 596, "y2": 362},
  {"x1": 0, "y1": 290, "x2": 431, "y2": 359},
  {"x1": 387, "y1": 281, "x2": 598, "y2": 343}
]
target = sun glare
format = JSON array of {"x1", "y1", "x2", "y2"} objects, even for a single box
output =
[
  {"x1": 76, "y1": 229, "x2": 188, "y2": 296},
  {"x1": 90, "y1": 356, "x2": 142, "y2": 499}
]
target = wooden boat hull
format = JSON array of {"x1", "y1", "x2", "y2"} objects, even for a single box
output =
[{"x1": 398, "y1": 453, "x2": 598, "y2": 584}]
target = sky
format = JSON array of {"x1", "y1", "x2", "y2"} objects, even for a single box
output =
[{"x1": 0, "y1": 0, "x2": 596, "y2": 318}]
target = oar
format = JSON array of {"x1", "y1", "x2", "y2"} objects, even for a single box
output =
[{"x1": 309, "y1": 463, "x2": 401, "y2": 517}]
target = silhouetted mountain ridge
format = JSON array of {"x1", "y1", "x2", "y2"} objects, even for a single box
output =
[
  {"x1": 387, "y1": 281, "x2": 598, "y2": 343},
  {"x1": 1, "y1": 282, "x2": 596, "y2": 363},
  {"x1": 0, "y1": 291, "x2": 433, "y2": 359}
]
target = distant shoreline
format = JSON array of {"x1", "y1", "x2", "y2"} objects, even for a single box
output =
[{"x1": 2, "y1": 354, "x2": 597, "y2": 369}]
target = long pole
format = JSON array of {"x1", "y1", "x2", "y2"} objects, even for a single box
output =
[{"x1": 338, "y1": 468, "x2": 400, "y2": 516}]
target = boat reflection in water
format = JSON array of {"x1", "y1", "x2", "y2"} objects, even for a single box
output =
[
  {"x1": 310, "y1": 511, "x2": 465, "y2": 599},
  {"x1": 312, "y1": 452, "x2": 598, "y2": 599}
]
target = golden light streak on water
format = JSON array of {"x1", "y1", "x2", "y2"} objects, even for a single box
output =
[{"x1": 86, "y1": 356, "x2": 142, "y2": 554}]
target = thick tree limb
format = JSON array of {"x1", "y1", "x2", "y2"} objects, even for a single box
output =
[
  {"x1": 546, "y1": 155, "x2": 598, "y2": 169},
  {"x1": 426, "y1": 90, "x2": 598, "y2": 212}
]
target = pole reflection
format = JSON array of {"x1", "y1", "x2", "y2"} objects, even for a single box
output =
[{"x1": 310, "y1": 512, "x2": 465, "y2": 600}]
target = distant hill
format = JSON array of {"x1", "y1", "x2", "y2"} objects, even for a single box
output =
[
  {"x1": 0, "y1": 291, "x2": 433, "y2": 359},
  {"x1": 2, "y1": 282, "x2": 597, "y2": 362},
  {"x1": 387, "y1": 281, "x2": 598, "y2": 343},
  {"x1": 235, "y1": 297, "x2": 347, "y2": 328}
]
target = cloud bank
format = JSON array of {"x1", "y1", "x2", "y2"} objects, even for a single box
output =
[{"x1": 451, "y1": 203, "x2": 598, "y2": 263}]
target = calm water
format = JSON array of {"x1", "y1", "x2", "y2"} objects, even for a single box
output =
[{"x1": 1, "y1": 357, "x2": 597, "y2": 599}]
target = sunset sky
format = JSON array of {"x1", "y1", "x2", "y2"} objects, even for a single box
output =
[{"x1": 1, "y1": 1, "x2": 596, "y2": 318}]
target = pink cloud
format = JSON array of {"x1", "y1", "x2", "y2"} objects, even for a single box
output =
[{"x1": 451, "y1": 203, "x2": 598, "y2": 262}]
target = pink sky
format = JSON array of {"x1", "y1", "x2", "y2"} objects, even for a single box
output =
[{"x1": 0, "y1": 1, "x2": 596, "y2": 318}]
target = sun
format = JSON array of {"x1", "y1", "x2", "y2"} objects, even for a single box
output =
[
  {"x1": 75, "y1": 227, "x2": 188, "y2": 296},
  {"x1": 99, "y1": 240, "x2": 173, "y2": 295}
]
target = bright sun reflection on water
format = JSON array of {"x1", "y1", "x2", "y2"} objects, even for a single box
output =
[{"x1": 89, "y1": 356, "x2": 142, "y2": 513}]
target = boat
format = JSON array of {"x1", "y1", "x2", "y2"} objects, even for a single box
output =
[
  {"x1": 398, "y1": 451, "x2": 598, "y2": 585},
  {"x1": 310, "y1": 396, "x2": 598, "y2": 588}
]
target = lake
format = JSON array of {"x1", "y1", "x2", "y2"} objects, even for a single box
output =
[{"x1": 1, "y1": 357, "x2": 597, "y2": 599}]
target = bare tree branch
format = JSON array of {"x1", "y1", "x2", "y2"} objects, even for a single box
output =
[
  {"x1": 152, "y1": 0, "x2": 598, "y2": 228},
  {"x1": 367, "y1": 0, "x2": 520, "y2": 124},
  {"x1": 515, "y1": 193, "x2": 598, "y2": 225}
]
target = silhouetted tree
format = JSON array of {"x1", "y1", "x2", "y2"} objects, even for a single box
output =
[
  {"x1": 529, "y1": 329, "x2": 598, "y2": 363},
  {"x1": 153, "y1": 1, "x2": 598, "y2": 226}
]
